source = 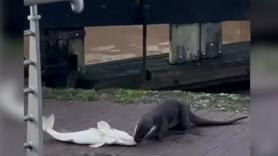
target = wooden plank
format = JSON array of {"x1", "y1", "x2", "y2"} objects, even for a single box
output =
[
  {"x1": 84, "y1": 42, "x2": 249, "y2": 76},
  {"x1": 93, "y1": 71, "x2": 143, "y2": 89},
  {"x1": 84, "y1": 53, "x2": 168, "y2": 71},
  {"x1": 77, "y1": 42, "x2": 250, "y2": 90},
  {"x1": 142, "y1": 65, "x2": 249, "y2": 89}
]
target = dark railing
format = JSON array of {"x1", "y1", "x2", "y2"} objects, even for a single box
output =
[{"x1": 24, "y1": 0, "x2": 249, "y2": 29}]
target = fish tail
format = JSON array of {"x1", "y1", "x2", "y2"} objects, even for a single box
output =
[{"x1": 42, "y1": 114, "x2": 55, "y2": 131}]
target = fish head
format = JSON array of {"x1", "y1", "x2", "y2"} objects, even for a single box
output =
[{"x1": 111, "y1": 129, "x2": 137, "y2": 145}]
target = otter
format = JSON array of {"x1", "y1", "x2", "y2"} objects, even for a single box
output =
[{"x1": 134, "y1": 99, "x2": 248, "y2": 143}]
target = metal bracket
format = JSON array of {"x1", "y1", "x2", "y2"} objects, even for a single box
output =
[
  {"x1": 24, "y1": 115, "x2": 34, "y2": 122},
  {"x1": 24, "y1": 142, "x2": 33, "y2": 150},
  {"x1": 27, "y1": 15, "x2": 41, "y2": 21},
  {"x1": 24, "y1": 60, "x2": 35, "y2": 67},
  {"x1": 24, "y1": 30, "x2": 35, "y2": 36},
  {"x1": 70, "y1": 0, "x2": 84, "y2": 13},
  {"x1": 24, "y1": 88, "x2": 35, "y2": 94}
]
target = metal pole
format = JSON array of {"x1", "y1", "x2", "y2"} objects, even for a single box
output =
[
  {"x1": 24, "y1": 0, "x2": 68, "y2": 6},
  {"x1": 24, "y1": 0, "x2": 84, "y2": 13},
  {"x1": 142, "y1": 24, "x2": 147, "y2": 80},
  {"x1": 24, "y1": 1, "x2": 84, "y2": 156},
  {"x1": 25, "y1": 5, "x2": 43, "y2": 156},
  {"x1": 141, "y1": 0, "x2": 148, "y2": 80}
]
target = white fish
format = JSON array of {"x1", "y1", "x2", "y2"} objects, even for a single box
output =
[{"x1": 42, "y1": 114, "x2": 137, "y2": 148}]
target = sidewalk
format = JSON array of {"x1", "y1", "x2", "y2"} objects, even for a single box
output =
[{"x1": 43, "y1": 99, "x2": 249, "y2": 156}]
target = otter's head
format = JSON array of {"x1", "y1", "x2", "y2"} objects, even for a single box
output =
[{"x1": 133, "y1": 118, "x2": 155, "y2": 143}]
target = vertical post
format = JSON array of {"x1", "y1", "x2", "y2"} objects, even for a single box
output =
[
  {"x1": 67, "y1": 30, "x2": 85, "y2": 87},
  {"x1": 142, "y1": 22, "x2": 147, "y2": 80},
  {"x1": 169, "y1": 23, "x2": 200, "y2": 64},
  {"x1": 141, "y1": 0, "x2": 148, "y2": 80},
  {"x1": 68, "y1": 30, "x2": 85, "y2": 72},
  {"x1": 26, "y1": 5, "x2": 43, "y2": 156},
  {"x1": 200, "y1": 22, "x2": 222, "y2": 59}
]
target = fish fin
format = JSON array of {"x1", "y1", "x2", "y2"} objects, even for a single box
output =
[
  {"x1": 89, "y1": 141, "x2": 105, "y2": 148},
  {"x1": 97, "y1": 121, "x2": 111, "y2": 131},
  {"x1": 42, "y1": 114, "x2": 55, "y2": 131},
  {"x1": 104, "y1": 136, "x2": 117, "y2": 144}
]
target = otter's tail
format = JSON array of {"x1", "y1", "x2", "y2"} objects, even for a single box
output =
[{"x1": 190, "y1": 111, "x2": 248, "y2": 126}]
